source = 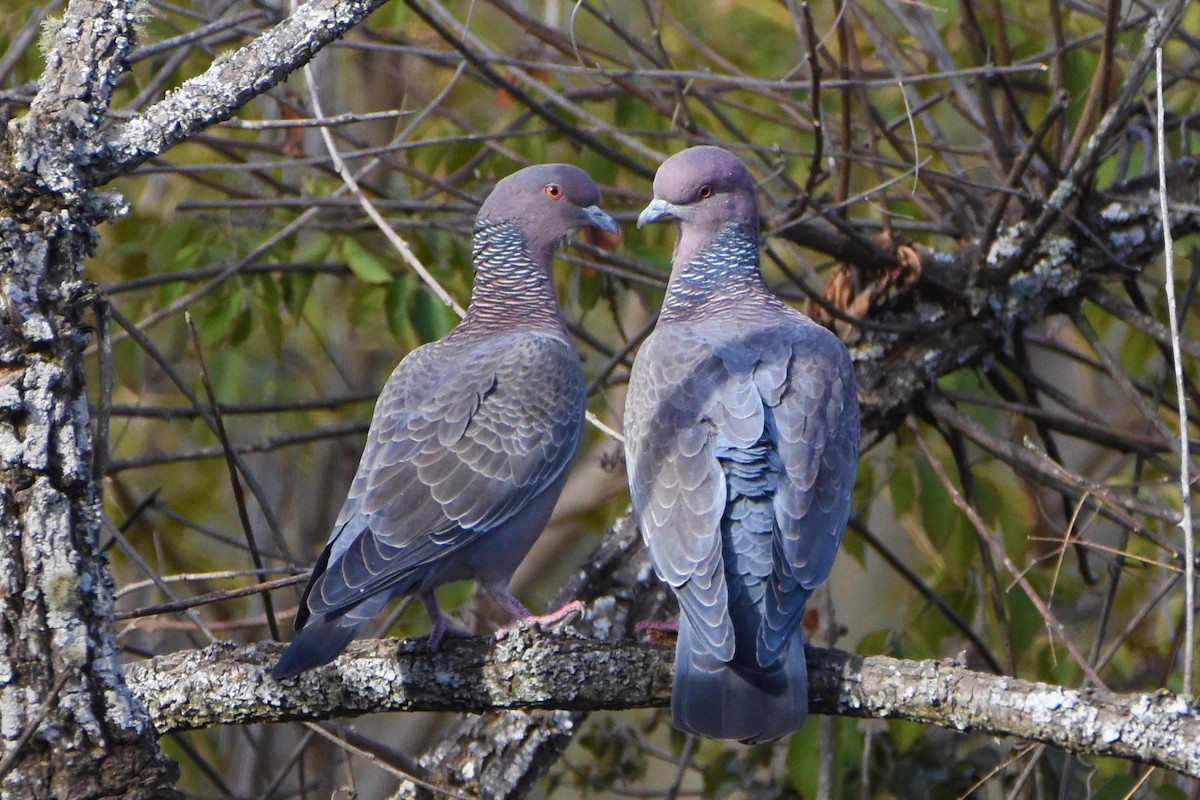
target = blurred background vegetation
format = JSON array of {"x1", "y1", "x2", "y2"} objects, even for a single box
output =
[{"x1": 4, "y1": 0, "x2": 1199, "y2": 797}]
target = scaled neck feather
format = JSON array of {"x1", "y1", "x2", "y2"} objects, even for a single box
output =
[
  {"x1": 661, "y1": 224, "x2": 781, "y2": 323},
  {"x1": 461, "y1": 220, "x2": 568, "y2": 335}
]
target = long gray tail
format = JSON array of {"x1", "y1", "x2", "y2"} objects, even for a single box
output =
[
  {"x1": 271, "y1": 614, "x2": 365, "y2": 680},
  {"x1": 671, "y1": 617, "x2": 808, "y2": 744}
]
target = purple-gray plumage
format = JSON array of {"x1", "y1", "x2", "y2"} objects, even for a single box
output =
[
  {"x1": 273, "y1": 165, "x2": 619, "y2": 680},
  {"x1": 626, "y1": 146, "x2": 859, "y2": 742}
]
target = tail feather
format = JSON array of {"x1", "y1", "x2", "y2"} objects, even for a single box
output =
[
  {"x1": 271, "y1": 615, "x2": 364, "y2": 680},
  {"x1": 671, "y1": 618, "x2": 807, "y2": 744}
]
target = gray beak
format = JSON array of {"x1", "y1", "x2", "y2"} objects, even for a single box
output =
[
  {"x1": 583, "y1": 205, "x2": 620, "y2": 234},
  {"x1": 637, "y1": 198, "x2": 676, "y2": 228}
]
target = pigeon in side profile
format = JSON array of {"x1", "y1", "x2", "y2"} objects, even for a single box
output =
[
  {"x1": 625, "y1": 146, "x2": 859, "y2": 742},
  {"x1": 273, "y1": 165, "x2": 619, "y2": 680}
]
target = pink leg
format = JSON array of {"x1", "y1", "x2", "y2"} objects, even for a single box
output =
[
  {"x1": 421, "y1": 592, "x2": 474, "y2": 652},
  {"x1": 635, "y1": 618, "x2": 679, "y2": 637},
  {"x1": 490, "y1": 590, "x2": 584, "y2": 636}
]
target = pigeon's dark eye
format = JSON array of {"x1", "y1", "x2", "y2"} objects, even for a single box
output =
[
  {"x1": 544, "y1": 184, "x2": 563, "y2": 199},
  {"x1": 698, "y1": 185, "x2": 713, "y2": 199}
]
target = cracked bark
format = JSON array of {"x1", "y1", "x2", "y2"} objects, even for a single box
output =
[{"x1": 0, "y1": 0, "x2": 182, "y2": 794}]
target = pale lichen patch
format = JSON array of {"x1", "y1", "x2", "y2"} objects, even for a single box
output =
[{"x1": 986, "y1": 222, "x2": 1028, "y2": 264}]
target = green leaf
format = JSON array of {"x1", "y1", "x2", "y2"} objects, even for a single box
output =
[
  {"x1": 435, "y1": 579, "x2": 474, "y2": 612},
  {"x1": 887, "y1": 718, "x2": 925, "y2": 754},
  {"x1": 1094, "y1": 775, "x2": 1140, "y2": 800},
  {"x1": 410, "y1": 285, "x2": 454, "y2": 343},
  {"x1": 228, "y1": 303, "x2": 253, "y2": 347},
  {"x1": 257, "y1": 275, "x2": 284, "y2": 355},
  {"x1": 341, "y1": 238, "x2": 392, "y2": 284},
  {"x1": 384, "y1": 275, "x2": 413, "y2": 343},
  {"x1": 888, "y1": 459, "x2": 916, "y2": 516},
  {"x1": 281, "y1": 271, "x2": 315, "y2": 319},
  {"x1": 841, "y1": 520, "x2": 866, "y2": 564},
  {"x1": 855, "y1": 628, "x2": 893, "y2": 655},
  {"x1": 293, "y1": 231, "x2": 334, "y2": 263},
  {"x1": 379, "y1": 0, "x2": 405, "y2": 29},
  {"x1": 203, "y1": 287, "x2": 242, "y2": 343}
]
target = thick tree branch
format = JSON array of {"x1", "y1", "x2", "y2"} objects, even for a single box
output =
[
  {"x1": 8, "y1": 0, "x2": 133, "y2": 198},
  {"x1": 95, "y1": 0, "x2": 392, "y2": 185},
  {"x1": 1, "y1": 0, "x2": 182, "y2": 794},
  {"x1": 129, "y1": 630, "x2": 668, "y2": 729},
  {"x1": 127, "y1": 631, "x2": 1200, "y2": 780}
]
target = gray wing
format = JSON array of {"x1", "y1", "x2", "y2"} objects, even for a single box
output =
[
  {"x1": 625, "y1": 318, "x2": 859, "y2": 663},
  {"x1": 755, "y1": 320, "x2": 859, "y2": 658},
  {"x1": 305, "y1": 330, "x2": 585, "y2": 617},
  {"x1": 626, "y1": 325, "x2": 735, "y2": 658},
  {"x1": 768, "y1": 322, "x2": 859, "y2": 586}
]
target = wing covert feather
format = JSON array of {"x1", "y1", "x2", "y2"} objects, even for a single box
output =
[
  {"x1": 772, "y1": 322, "x2": 859, "y2": 590},
  {"x1": 309, "y1": 330, "x2": 584, "y2": 615},
  {"x1": 626, "y1": 328, "x2": 735, "y2": 657},
  {"x1": 627, "y1": 316, "x2": 859, "y2": 664}
]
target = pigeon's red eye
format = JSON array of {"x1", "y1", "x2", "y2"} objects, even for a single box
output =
[
  {"x1": 698, "y1": 185, "x2": 713, "y2": 199},
  {"x1": 544, "y1": 184, "x2": 563, "y2": 199}
]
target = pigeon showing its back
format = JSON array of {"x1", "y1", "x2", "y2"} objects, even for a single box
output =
[
  {"x1": 273, "y1": 165, "x2": 619, "y2": 680},
  {"x1": 626, "y1": 146, "x2": 859, "y2": 742}
]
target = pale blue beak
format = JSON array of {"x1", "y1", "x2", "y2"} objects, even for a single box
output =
[
  {"x1": 637, "y1": 198, "x2": 676, "y2": 228},
  {"x1": 584, "y1": 205, "x2": 620, "y2": 234}
]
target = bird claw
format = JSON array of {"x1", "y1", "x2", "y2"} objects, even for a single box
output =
[
  {"x1": 495, "y1": 600, "x2": 585, "y2": 640},
  {"x1": 421, "y1": 619, "x2": 474, "y2": 653}
]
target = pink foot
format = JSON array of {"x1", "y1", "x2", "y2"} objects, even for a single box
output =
[
  {"x1": 635, "y1": 618, "x2": 679, "y2": 641},
  {"x1": 491, "y1": 593, "x2": 585, "y2": 637},
  {"x1": 524, "y1": 599, "x2": 584, "y2": 627}
]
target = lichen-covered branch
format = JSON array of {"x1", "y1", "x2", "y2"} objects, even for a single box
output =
[
  {"x1": 129, "y1": 629, "x2": 669, "y2": 730},
  {"x1": 815, "y1": 648, "x2": 1200, "y2": 779},
  {"x1": 95, "y1": 0, "x2": 392, "y2": 185},
  {"x1": 128, "y1": 514, "x2": 1200, "y2": 792},
  {"x1": 7, "y1": 0, "x2": 134, "y2": 198},
  {"x1": 842, "y1": 157, "x2": 1200, "y2": 430},
  {"x1": 126, "y1": 632, "x2": 1200, "y2": 780},
  {"x1": 0, "y1": 0, "x2": 182, "y2": 794}
]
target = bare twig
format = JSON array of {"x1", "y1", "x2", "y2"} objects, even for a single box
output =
[
  {"x1": 185, "y1": 314, "x2": 281, "y2": 641},
  {"x1": 302, "y1": 62, "x2": 464, "y2": 315},
  {"x1": 1155, "y1": 47, "x2": 1195, "y2": 692},
  {"x1": 115, "y1": 574, "x2": 307, "y2": 621},
  {"x1": 910, "y1": 416, "x2": 1106, "y2": 687}
]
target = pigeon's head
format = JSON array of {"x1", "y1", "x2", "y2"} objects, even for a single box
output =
[
  {"x1": 478, "y1": 164, "x2": 620, "y2": 257},
  {"x1": 637, "y1": 146, "x2": 759, "y2": 238}
]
